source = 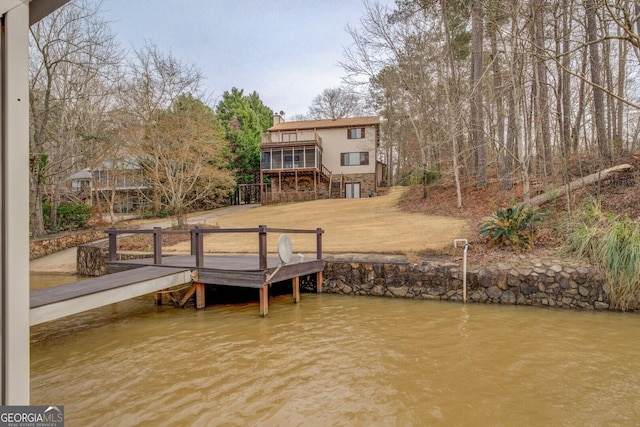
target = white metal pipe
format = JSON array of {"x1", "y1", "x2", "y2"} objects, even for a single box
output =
[{"x1": 453, "y1": 239, "x2": 471, "y2": 303}]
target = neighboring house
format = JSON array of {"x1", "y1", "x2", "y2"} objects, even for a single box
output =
[
  {"x1": 260, "y1": 114, "x2": 385, "y2": 203},
  {"x1": 69, "y1": 159, "x2": 149, "y2": 214}
]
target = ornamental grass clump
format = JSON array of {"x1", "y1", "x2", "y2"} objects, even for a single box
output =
[
  {"x1": 561, "y1": 201, "x2": 640, "y2": 311},
  {"x1": 478, "y1": 205, "x2": 545, "y2": 251}
]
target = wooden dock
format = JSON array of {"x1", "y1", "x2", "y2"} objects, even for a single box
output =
[
  {"x1": 30, "y1": 266, "x2": 193, "y2": 326},
  {"x1": 105, "y1": 224, "x2": 324, "y2": 316},
  {"x1": 29, "y1": 225, "x2": 324, "y2": 324}
]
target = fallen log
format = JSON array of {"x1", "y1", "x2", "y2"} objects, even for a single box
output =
[{"x1": 517, "y1": 163, "x2": 634, "y2": 209}]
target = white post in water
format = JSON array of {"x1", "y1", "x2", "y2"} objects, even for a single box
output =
[{"x1": 454, "y1": 239, "x2": 472, "y2": 303}]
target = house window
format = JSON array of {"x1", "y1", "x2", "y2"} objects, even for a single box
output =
[
  {"x1": 272, "y1": 149, "x2": 282, "y2": 168},
  {"x1": 304, "y1": 147, "x2": 316, "y2": 168},
  {"x1": 341, "y1": 152, "x2": 369, "y2": 166},
  {"x1": 347, "y1": 128, "x2": 365, "y2": 139},
  {"x1": 261, "y1": 151, "x2": 272, "y2": 169},
  {"x1": 282, "y1": 132, "x2": 297, "y2": 142}
]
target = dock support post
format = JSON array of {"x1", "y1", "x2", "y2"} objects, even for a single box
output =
[
  {"x1": 153, "y1": 227, "x2": 162, "y2": 265},
  {"x1": 259, "y1": 284, "x2": 269, "y2": 316},
  {"x1": 195, "y1": 283, "x2": 205, "y2": 309},
  {"x1": 316, "y1": 271, "x2": 323, "y2": 293},
  {"x1": 154, "y1": 292, "x2": 162, "y2": 306},
  {"x1": 192, "y1": 226, "x2": 203, "y2": 267},
  {"x1": 292, "y1": 276, "x2": 300, "y2": 303}
]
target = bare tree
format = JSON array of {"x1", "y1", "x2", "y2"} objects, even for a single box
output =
[
  {"x1": 470, "y1": 0, "x2": 486, "y2": 188},
  {"x1": 530, "y1": 0, "x2": 554, "y2": 179},
  {"x1": 118, "y1": 42, "x2": 203, "y2": 124},
  {"x1": 134, "y1": 95, "x2": 235, "y2": 227},
  {"x1": 29, "y1": 0, "x2": 122, "y2": 236},
  {"x1": 118, "y1": 43, "x2": 204, "y2": 215},
  {"x1": 586, "y1": 0, "x2": 612, "y2": 163},
  {"x1": 307, "y1": 86, "x2": 365, "y2": 119}
]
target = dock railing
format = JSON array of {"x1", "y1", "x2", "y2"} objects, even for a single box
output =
[{"x1": 105, "y1": 225, "x2": 324, "y2": 269}]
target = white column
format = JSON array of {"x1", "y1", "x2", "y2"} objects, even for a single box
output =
[{"x1": 2, "y1": 1, "x2": 31, "y2": 404}]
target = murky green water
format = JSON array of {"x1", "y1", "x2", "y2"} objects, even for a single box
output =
[{"x1": 30, "y1": 276, "x2": 640, "y2": 426}]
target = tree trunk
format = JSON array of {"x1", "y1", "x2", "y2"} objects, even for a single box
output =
[
  {"x1": 517, "y1": 164, "x2": 633, "y2": 208},
  {"x1": 559, "y1": 0, "x2": 572, "y2": 155},
  {"x1": 571, "y1": 45, "x2": 589, "y2": 153},
  {"x1": 616, "y1": 35, "x2": 627, "y2": 153},
  {"x1": 49, "y1": 185, "x2": 58, "y2": 231},
  {"x1": 441, "y1": 0, "x2": 464, "y2": 208},
  {"x1": 532, "y1": 0, "x2": 553, "y2": 179},
  {"x1": 585, "y1": 0, "x2": 612, "y2": 163},
  {"x1": 471, "y1": 0, "x2": 486, "y2": 188},
  {"x1": 109, "y1": 187, "x2": 116, "y2": 224},
  {"x1": 29, "y1": 157, "x2": 47, "y2": 237},
  {"x1": 489, "y1": 11, "x2": 509, "y2": 190}
]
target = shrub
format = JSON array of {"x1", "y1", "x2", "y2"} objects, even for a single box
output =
[
  {"x1": 56, "y1": 202, "x2": 92, "y2": 231},
  {"x1": 562, "y1": 201, "x2": 640, "y2": 310},
  {"x1": 478, "y1": 205, "x2": 545, "y2": 251},
  {"x1": 42, "y1": 201, "x2": 92, "y2": 232}
]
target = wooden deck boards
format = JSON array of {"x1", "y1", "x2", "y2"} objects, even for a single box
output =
[
  {"x1": 30, "y1": 266, "x2": 193, "y2": 326},
  {"x1": 107, "y1": 254, "x2": 324, "y2": 288}
]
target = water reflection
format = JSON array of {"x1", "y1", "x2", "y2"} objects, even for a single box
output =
[{"x1": 30, "y1": 289, "x2": 640, "y2": 426}]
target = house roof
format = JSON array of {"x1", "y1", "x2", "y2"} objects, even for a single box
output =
[
  {"x1": 70, "y1": 168, "x2": 92, "y2": 180},
  {"x1": 268, "y1": 116, "x2": 380, "y2": 132}
]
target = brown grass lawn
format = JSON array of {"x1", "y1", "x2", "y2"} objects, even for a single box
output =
[{"x1": 164, "y1": 187, "x2": 469, "y2": 256}]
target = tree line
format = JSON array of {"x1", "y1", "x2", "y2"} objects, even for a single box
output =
[
  {"x1": 342, "y1": 0, "x2": 640, "y2": 207},
  {"x1": 30, "y1": 0, "x2": 640, "y2": 237},
  {"x1": 28, "y1": 1, "x2": 273, "y2": 236}
]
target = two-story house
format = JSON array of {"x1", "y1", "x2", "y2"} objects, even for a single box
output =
[
  {"x1": 260, "y1": 114, "x2": 385, "y2": 203},
  {"x1": 69, "y1": 159, "x2": 149, "y2": 213}
]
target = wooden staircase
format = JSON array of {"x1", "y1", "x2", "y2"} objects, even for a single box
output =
[{"x1": 330, "y1": 174, "x2": 343, "y2": 198}]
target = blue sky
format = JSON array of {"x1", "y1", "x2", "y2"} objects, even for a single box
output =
[{"x1": 100, "y1": 0, "x2": 394, "y2": 117}]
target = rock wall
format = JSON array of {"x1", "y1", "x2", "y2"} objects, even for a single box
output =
[
  {"x1": 77, "y1": 242, "x2": 154, "y2": 276},
  {"x1": 323, "y1": 253, "x2": 611, "y2": 310},
  {"x1": 30, "y1": 230, "x2": 106, "y2": 260},
  {"x1": 76, "y1": 246, "x2": 612, "y2": 310}
]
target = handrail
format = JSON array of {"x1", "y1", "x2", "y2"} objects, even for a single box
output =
[{"x1": 105, "y1": 225, "x2": 324, "y2": 268}]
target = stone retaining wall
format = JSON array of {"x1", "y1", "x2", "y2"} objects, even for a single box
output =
[
  {"x1": 323, "y1": 253, "x2": 611, "y2": 310},
  {"x1": 77, "y1": 242, "x2": 154, "y2": 276},
  {"x1": 30, "y1": 230, "x2": 105, "y2": 260},
  {"x1": 76, "y1": 246, "x2": 612, "y2": 310}
]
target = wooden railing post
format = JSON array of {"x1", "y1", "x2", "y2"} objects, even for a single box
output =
[
  {"x1": 258, "y1": 225, "x2": 267, "y2": 269},
  {"x1": 107, "y1": 228, "x2": 117, "y2": 262},
  {"x1": 316, "y1": 227, "x2": 323, "y2": 259},
  {"x1": 190, "y1": 225, "x2": 197, "y2": 256},
  {"x1": 193, "y1": 226, "x2": 204, "y2": 268},
  {"x1": 153, "y1": 227, "x2": 162, "y2": 265}
]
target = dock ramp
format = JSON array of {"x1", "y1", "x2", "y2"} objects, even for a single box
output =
[{"x1": 30, "y1": 266, "x2": 193, "y2": 326}]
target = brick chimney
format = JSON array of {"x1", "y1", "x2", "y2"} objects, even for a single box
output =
[{"x1": 273, "y1": 112, "x2": 285, "y2": 126}]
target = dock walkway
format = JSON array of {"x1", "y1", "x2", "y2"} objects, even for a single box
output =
[{"x1": 30, "y1": 266, "x2": 192, "y2": 326}]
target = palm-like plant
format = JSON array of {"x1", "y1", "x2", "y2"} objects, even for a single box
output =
[{"x1": 479, "y1": 205, "x2": 546, "y2": 251}]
